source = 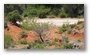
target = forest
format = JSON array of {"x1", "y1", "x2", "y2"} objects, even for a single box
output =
[{"x1": 4, "y1": 4, "x2": 84, "y2": 18}]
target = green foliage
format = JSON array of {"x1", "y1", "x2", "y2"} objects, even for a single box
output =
[
  {"x1": 82, "y1": 24, "x2": 84, "y2": 28},
  {"x1": 5, "y1": 4, "x2": 84, "y2": 18},
  {"x1": 58, "y1": 22, "x2": 70, "y2": 34},
  {"x1": 35, "y1": 39, "x2": 42, "y2": 44},
  {"x1": 21, "y1": 19, "x2": 50, "y2": 42},
  {"x1": 78, "y1": 24, "x2": 84, "y2": 30},
  {"x1": 20, "y1": 31, "x2": 27, "y2": 36},
  {"x1": 77, "y1": 21, "x2": 83, "y2": 24},
  {"x1": 21, "y1": 19, "x2": 50, "y2": 31},
  {"x1": 23, "y1": 5, "x2": 51, "y2": 18},
  {"x1": 58, "y1": 7, "x2": 67, "y2": 18},
  {"x1": 77, "y1": 39, "x2": 81, "y2": 43},
  {"x1": 70, "y1": 24, "x2": 76, "y2": 28},
  {"x1": 32, "y1": 42, "x2": 45, "y2": 49},
  {"x1": 21, "y1": 20, "x2": 30, "y2": 30},
  {"x1": 57, "y1": 42, "x2": 73, "y2": 49},
  {"x1": 48, "y1": 41, "x2": 56, "y2": 46},
  {"x1": 48, "y1": 15, "x2": 55, "y2": 18},
  {"x1": 54, "y1": 38, "x2": 58, "y2": 42},
  {"x1": 62, "y1": 36, "x2": 69, "y2": 42},
  {"x1": 7, "y1": 10, "x2": 22, "y2": 24},
  {"x1": 64, "y1": 4, "x2": 84, "y2": 18},
  {"x1": 23, "y1": 6, "x2": 37, "y2": 18},
  {"x1": 37, "y1": 5, "x2": 51, "y2": 18},
  {"x1": 4, "y1": 34, "x2": 14, "y2": 49},
  {"x1": 4, "y1": 20, "x2": 8, "y2": 28},
  {"x1": 27, "y1": 43, "x2": 32, "y2": 49},
  {"x1": 19, "y1": 40, "x2": 27, "y2": 44},
  {"x1": 25, "y1": 41, "x2": 46, "y2": 49},
  {"x1": 67, "y1": 29, "x2": 72, "y2": 34}
]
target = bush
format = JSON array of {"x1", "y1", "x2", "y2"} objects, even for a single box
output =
[
  {"x1": 23, "y1": 6, "x2": 37, "y2": 18},
  {"x1": 58, "y1": 22, "x2": 70, "y2": 34},
  {"x1": 23, "y1": 5, "x2": 51, "y2": 18},
  {"x1": 77, "y1": 21, "x2": 83, "y2": 24},
  {"x1": 48, "y1": 41, "x2": 56, "y2": 46},
  {"x1": 70, "y1": 24, "x2": 76, "y2": 28},
  {"x1": 58, "y1": 7, "x2": 67, "y2": 18},
  {"x1": 19, "y1": 40, "x2": 27, "y2": 44},
  {"x1": 67, "y1": 29, "x2": 72, "y2": 34},
  {"x1": 27, "y1": 43, "x2": 32, "y2": 49},
  {"x1": 4, "y1": 20, "x2": 8, "y2": 28},
  {"x1": 21, "y1": 20, "x2": 30, "y2": 30},
  {"x1": 20, "y1": 31, "x2": 27, "y2": 36},
  {"x1": 77, "y1": 15, "x2": 84, "y2": 18},
  {"x1": 54, "y1": 38, "x2": 58, "y2": 42},
  {"x1": 62, "y1": 36, "x2": 68, "y2": 42},
  {"x1": 37, "y1": 5, "x2": 51, "y2": 18},
  {"x1": 77, "y1": 39, "x2": 81, "y2": 43},
  {"x1": 7, "y1": 10, "x2": 22, "y2": 24},
  {"x1": 4, "y1": 34, "x2": 14, "y2": 49},
  {"x1": 57, "y1": 42, "x2": 73, "y2": 49},
  {"x1": 35, "y1": 39, "x2": 42, "y2": 44},
  {"x1": 32, "y1": 42, "x2": 45, "y2": 49},
  {"x1": 82, "y1": 24, "x2": 84, "y2": 28}
]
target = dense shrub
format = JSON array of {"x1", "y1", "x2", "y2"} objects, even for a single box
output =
[
  {"x1": 62, "y1": 36, "x2": 69, "y2": 43},
  {"x1": 37, "y1": 5, "x2": 51, "y2": 18},
  {"x1": 58, "y1": 22, "x2": 70, "y2": 34},
  {"x1": 54, "y1": 38, "x2": 58, "y2": 42},
  {"x1": 77, "y1": 39, "x2": 81, "y2": 43},
  {"x1": 70, "y1": 24, "x2": 76, "y2": 28},
  {"x1": 4, "y1": 34, "x2": 14, "y2": 49},
  {"x1": 4, "y1": 20, "x2": 8, "y2": 28},
  {"x1": 20, "y1": 31, "x2": 27, "y2": 36},
  {"x1": 58, "y1": 7, "x2": 67, "y2": 18},
  {"x1": 82, "y1": 24, "x2": 84, "y2": 28},
  {"x1": 21, "y1": 20, "x2": 30, "y2": 30},
  {"x1": 77, "y1": 21, "x2": 83, "y2": 24},
  {"x1": 23, "y1": 5, "x2": 51, "y2": 18},
  {"x1": 5, "y1": 4, "x2": 84, "y2": 18},
  {"x1": 23, "y1": 6, "x2": 37, "y2": 18},
  {"x1": 19, "y1": 40, "x2": 27, "y2": 44},
  {"x1": 57, "y1": 42, "x2": 73, "y2": 49},
  {"x1": 48, "y1": 41, "x2": 56, "y2": 46},
  {"x1": 27, "y1": 43, "x2": 32, "y2": 49},
  {"x1": 67, "y1": 29, "x2": 72, "y2": 34},
  {"x1": 31, "y1": 42, "x2": 45, "y2": 49},
  {"x1": 7, "y1": 10, "x2": 22, "y2": 24}
]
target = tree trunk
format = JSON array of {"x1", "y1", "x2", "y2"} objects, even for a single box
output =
[{"x1": 39, "y1": 34, "x2": 44, "y2": 42}]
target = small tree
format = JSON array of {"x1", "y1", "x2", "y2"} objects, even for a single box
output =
[
  {"x1": 33, "y1": 23, "x2": 50, "y2": 42},
  {"x1": 21, "y1": 19, "x2": 50, "y2": 42},
  {"x1": 7, "y1": 10, "x2": 22, "y2": 25}
]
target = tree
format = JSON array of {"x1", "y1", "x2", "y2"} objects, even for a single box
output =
[
  {"x1": 58, "y1": 7, "x2": 67, "y2": 18},
  {"x1": 21, "y1": 19, "x2": 50, "y2": 42},
  {"x1": 23, "y1": 5, "x2": 51, "y2": 18},
  {"x1": 33, "y1": 23, "x2": 49, "y2": 42},
  {"x1": 8, "y1": 10, "x2": 22, "y2": 25}
]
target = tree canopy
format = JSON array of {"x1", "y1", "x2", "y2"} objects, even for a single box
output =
[{"x1": 4, "y1": 4, "x2": 84, "y2": 18}]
